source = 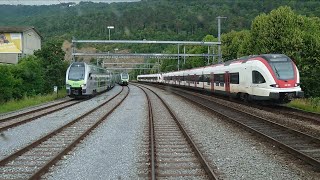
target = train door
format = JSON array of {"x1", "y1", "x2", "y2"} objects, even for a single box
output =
[
  {"x1": 251, "y1": 68, "x2": 267, "y2": 97},
  {"x1": 244, "y1": 65, "x2": 253, "y2": 95},
  {"x1": 210, "y1": 72, "x2": 214, "y2": 92},
  {"x1": 194, "y1": 74, "x2": 197, "y2": 87},
  {"x1": 225, "y1": 71, "x2": 230, "y2": 94}
]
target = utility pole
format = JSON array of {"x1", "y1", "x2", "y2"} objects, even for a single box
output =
[
  {"x1": 217, "y1": 16, "x2": 227, "y2": 63},
  {"x1": 107, "y1": 26, "x2": 114, "y2": 40}
]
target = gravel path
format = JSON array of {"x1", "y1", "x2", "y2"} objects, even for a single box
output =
[
  {"x1": 43, "y1": 85, "x2": 148, "y2": 180},
  {"x1": 143, "y1": 84, "x2": 320, "y2": 180},
  {"x1": 0, "y1": 86, "x2": 122, "y2": 160}
]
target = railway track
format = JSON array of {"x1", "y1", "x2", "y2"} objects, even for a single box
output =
[
  {"x1": 151, "y1": 85, "x2": 320, "y2": 170},
  {"x1": 257, "y1": 104, "x2": 320, "y2": 124},
  {"x1": 0, "y1": 99, "x2": 81, "y2": 133},
  {"x1": 0, "y1": 86, "x2": 129, "y2": 180},
  {"x1": 135, "y1": 84, "x2": 218, "y2": 179},
  {"x1": 151, "y1": 83, "x2": 320, "y2": 125}
]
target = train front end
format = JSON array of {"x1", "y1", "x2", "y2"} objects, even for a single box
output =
[
  {"x1": 264, "y1": 54, "x2": 304, "y2": 103},
  {"x1": 120, "y1": 73, "x2": 129, "y2": 86},
  {"x1": 66, "y1": 62, "x2": 88, "y2": 98}
]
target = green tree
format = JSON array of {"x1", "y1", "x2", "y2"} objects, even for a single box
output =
[
  {"x1": 222, "y1": 30, "x2": 251, "y2": 60},
  {"x1": 13, "y1": 55, "x2": 45, "y2": 96},
  {"x1": 0, "y1": 65, "x2": 22, "y2": 103},
  {"x1": 250, "y1": 6, "x2": 304, "y2": 56},
  {"x1": 34, "y1": 39, "x2": 68, "y2": 93}
]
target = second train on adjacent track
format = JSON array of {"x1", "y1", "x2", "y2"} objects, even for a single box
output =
[{"x1": 137, "y1": 54, "x2": 304, "y2": 103}]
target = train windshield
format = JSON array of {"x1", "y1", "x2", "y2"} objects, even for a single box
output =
[
  {"x1": 121, "y1": 73, "x2": 129, "y2": 79},
  {"x1": 68, "y1": 64, "x2": 85, "y2": 81},
  {"x1": 265, "y1": 55, "x2": 294, "y2": 80}
]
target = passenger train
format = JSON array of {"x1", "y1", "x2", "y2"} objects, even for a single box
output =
[
  {"x1": 137, "y1": 54, "x2": 304, "y2": 103},
  {"x1": 116, "y1": 72, "x2": 130, "y2": 86},
  {"x1": 66, "y1": 62, "x2": 115, "y2": 98}
]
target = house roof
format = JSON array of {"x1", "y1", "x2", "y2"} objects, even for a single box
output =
[{"x1": 0, "y1": 26, "x2": 42, "y2": 39}]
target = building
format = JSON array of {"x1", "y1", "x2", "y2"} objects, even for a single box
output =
[{"x1": 0, "y1": 26, "x2": 42, "y2": 64}]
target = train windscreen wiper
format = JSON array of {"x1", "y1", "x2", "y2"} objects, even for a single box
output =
[{"x1": 273, "y1": 65, "x2": 280, "y2": 78}]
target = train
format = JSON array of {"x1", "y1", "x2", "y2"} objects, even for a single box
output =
[
  {"x1": 137, "y1": 54, "x2": 304, "y2": 103},
  {"x1": 66, "y1": 62, "x2": 115, "y2": 98},
  {"x1": 115, "y1": 72, "x2": 130, "y2": 86}
]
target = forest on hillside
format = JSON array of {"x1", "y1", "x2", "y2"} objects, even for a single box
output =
[{"x1": 0, "y1": 0, "x2": 320, "y2": 41}]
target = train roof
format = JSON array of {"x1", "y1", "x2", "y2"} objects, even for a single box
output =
[{"x1": 139, "y1": 54, "x2": 291, "y2": 76}]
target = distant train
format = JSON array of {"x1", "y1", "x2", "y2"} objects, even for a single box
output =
[
  {"x1": 66, "y1": 62, "x2": 115, "y2": 98},
  {"x1": 137, "y1": 54, "x2": 304, "y2": 103},
  {"x1": 116, "y1": 72, "x2": 130, "y2": 86}
]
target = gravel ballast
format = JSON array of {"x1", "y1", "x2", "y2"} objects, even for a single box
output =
[
  {"x1": 0, "y1": 86, "x2": 122, "y2": 160},
  {"x1": 43, "y1": 85, "x2": 148, "y2": 180},
  {"x1": 2, "y1": 83, "x2": 320, "y2": 179},
  {"x1": 144, "y1": 84, "x2": 320, "y2": 179}
]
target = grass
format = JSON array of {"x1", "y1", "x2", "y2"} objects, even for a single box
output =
[
  {"x1": 0, "y1": 90, "x2": 66, "y2": 114},
  {"x1": 287, "y1": 97, "x2": 320, "y2": 113}
]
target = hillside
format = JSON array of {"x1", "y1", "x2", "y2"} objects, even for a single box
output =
[{"x1": 0, "y1": 0, "x2": 319, "y2": 42}]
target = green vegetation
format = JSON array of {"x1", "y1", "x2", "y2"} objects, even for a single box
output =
[
  {"x1": 222, "y1": 6, "x2": 320, "y2": 98},
  {"x1": 288, "y1": 98, "x2": 320, "y2": 113},
  {"x1": 1, "y1": 1, "x2": 320, "y2": 43},
  {"x1": 0, "y1": 90, "x2": 66, "y2": 114},
  {"x1": 0, "y1": 40, "x2": 68, "y2": 104}
]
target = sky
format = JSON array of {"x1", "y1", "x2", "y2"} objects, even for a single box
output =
[{"x1": 0, "y1": 0, "x2": 140, "y2": 5}]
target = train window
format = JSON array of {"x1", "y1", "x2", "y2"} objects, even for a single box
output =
[
  {"x1": 199, "y1": 75, "x2": 204, "y2": 82},
  {"x1": 230, "y1": 73, "x2": 239, "y2": 84},
  {"x1": 214, "y1": 74, "x2": 224, "y2": 82},
  {"x1": 269, "y1": 61, "x2": 294, "y2": 80},
  {"x1": 68, "y1": 66, "x2": 85, "y2": 81},
  {"x1": 204, "y1": 74, "x2": 210, "y2": 85},
  {"x1": 214, "y1": 74, "x2": 219, "y2": 82},
  {"x1": 252, "y1": 71, "x2": 266, "y2": 84}
]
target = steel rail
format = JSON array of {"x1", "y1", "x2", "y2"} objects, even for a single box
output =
[
  {"x1": 156, "y1": 83, "x2": 320, "y2": 124},
  {"x1": 0, "y1": 100, "x2": 80, "y2": 133},
  {"x1": 264, "y1": 105, "x2": 320, "y2": 124},
  {"x1": 135, "y1": 84, "x2": 218, "y2": 179},
  {"x1": 0, "y1": 87, "x2": 129, "y2": 179},
  {"x1": 0, "y1": 99, "x2": 74, "y2": 122},
  {"x1": 138, "y1": 86, "x2": 156, "y2": 180},
  {"x1": 157, "y1": 85, "x2": 320, "y2": 170}
]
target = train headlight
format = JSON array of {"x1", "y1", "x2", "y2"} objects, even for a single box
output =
[
  {"x1": 294, "y1": 83, "x2": 300, "y2": 87},
  {"x1": 270, "y1": 84, "x2": 279, "y2": 88},
  {"x1": 81, "y1": 84, "x2": 86, "y2": 88},
  {"x1": 66, "y1": 84, "x2": 71, "y2": 88}
]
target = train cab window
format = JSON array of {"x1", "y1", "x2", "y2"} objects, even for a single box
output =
[
  {"x1": 230, "y1": 73, "x2": 239, "y2": 84},
  {"x1": 252, "y1": 71, "x2": 266, "y2": 84}
]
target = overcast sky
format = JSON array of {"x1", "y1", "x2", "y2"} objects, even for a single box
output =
[{"x1": 0, "y1": 0, "x2": 140, "y2": 5}]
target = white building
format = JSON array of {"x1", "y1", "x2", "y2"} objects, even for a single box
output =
[{"x1": 0, "y1": 26, "x2": 42, "y2": 64}]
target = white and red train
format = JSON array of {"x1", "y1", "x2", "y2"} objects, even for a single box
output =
[{"x1": 137, "y1": 54, "x2": 304, "y2": 103}]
